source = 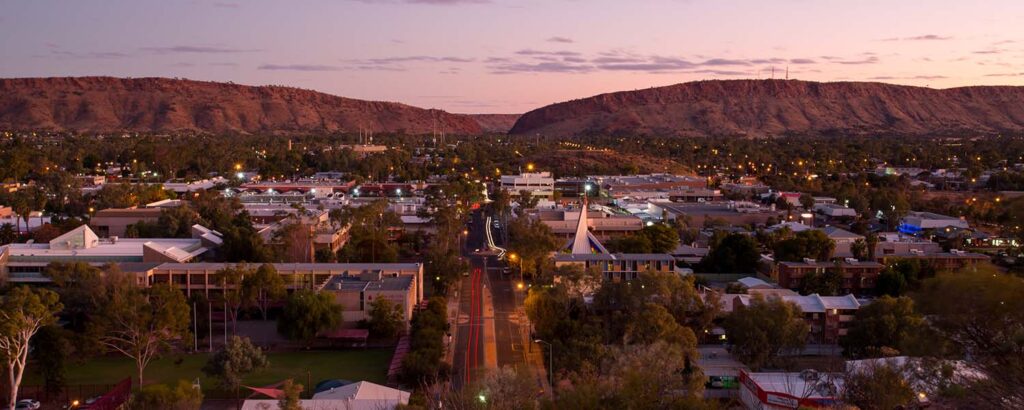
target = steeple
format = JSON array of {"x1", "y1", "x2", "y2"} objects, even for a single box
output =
[{"x1": 568, "y1": 196, "x2": 609, "y2": 255}]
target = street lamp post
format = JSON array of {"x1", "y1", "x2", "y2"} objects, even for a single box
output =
[{"x1": 534, "y1": 339, "x2": 554, "y2": 391}]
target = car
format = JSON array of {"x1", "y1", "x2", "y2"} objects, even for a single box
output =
[{"x1": 15, "y1": 399, "x2": 41, "y2": 410}]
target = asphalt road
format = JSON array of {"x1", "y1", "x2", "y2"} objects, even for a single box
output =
[{"x1": 451, "y1": 211, "x2": 536, "y2": 391}]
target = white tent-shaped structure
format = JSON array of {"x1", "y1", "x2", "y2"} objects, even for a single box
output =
[{"x1": 565, "y1": 196, "x2": 609, "y2": 255}]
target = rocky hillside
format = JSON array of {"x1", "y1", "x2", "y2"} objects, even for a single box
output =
[
  {"x1": 510, "y1": 80, "x2": 1024, "y2": 137},
  {"x1": 468, "y1": 114, "x2": 521, "y2": 134},
  {"x1": 0, "y1": 77, "x2": 485, "y2": 134}
]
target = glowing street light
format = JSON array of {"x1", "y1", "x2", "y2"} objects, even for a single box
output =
[{"x1": 526, "y1": 163, "x2": 535, "y2": 171}]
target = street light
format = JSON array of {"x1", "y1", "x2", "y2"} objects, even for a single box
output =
[{"x1": 535, "y1": 339, "x2": 554, "y2": 390}]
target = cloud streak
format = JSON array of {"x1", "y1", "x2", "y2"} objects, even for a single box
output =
[{"x1": 258, "y1": 64, "x2": 343, "y2": 71}]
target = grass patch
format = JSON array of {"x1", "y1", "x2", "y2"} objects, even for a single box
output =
[{"x1": 25, "y1": 349, "x2": 393, "y2": 397}]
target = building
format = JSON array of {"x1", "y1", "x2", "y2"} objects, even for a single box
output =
[
  {"x1": 595, "y1": 173, "x2": 706, "y2": 199},
  {"x1": 738, "y1": 370, "x2": 841, "y2": 409},
  {"x1": 499, "y1": 172, "x2": 555, "y2": 198},
  {"x1": 321, "y1": 270, "x2": 419, "y2": 323},
  {"x1": 0, "y1": 224, "x2": 221, "y2": 283},
  {"x1": 534, "y1": 207, "x2": 643, "y2": 242},
  {"x1": 668, "y1": 188, "x2": 723, "y2": 203},
  {"x1": 813, "y1": 203, "x2": 857, "y2": 218},
  {"x1": 722, "y1": 293, "x2": 862, "y2": 344},
  {"x1": 898, "y1": 211, "x2": 970, "y2": 235},
  {"x1": 774, "y1": 260, "x2": 883, "y2": 295},
  {"x1": 552, "y1": 197, "x2": 679, "y2": 281},
  {"x1": 147, "y1": 262, "x2": 423, "y2": 323},
  {"x1": 821, "y1": 226, "x2": 864, "y2": 258},
  {"x1": 553, "y1": 177, "x2": 598, "y2": 198},
  {"x1": 242, "y1": 380, "x2": 409, "y2": 410},
  {"x1": 89, "y1": 207, "x2": 165, "y2": 237},
  {"x1": 650, "y1": 200, "x2": 784, "y2": 227}
]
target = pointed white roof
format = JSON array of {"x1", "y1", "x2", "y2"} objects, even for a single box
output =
[
  {"x1": 567, "y1": 196, "x2": 609, "y2": 255},
  {"x1": 49, "y1": 224, "x2": 99, "y2": 250}
]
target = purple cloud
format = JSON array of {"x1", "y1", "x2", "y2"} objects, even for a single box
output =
[
  {"x1": 258, "y1": 64, "x2": 343, "y2": 71},
  {"x1": 142, "y1": 45, "x2": 260, "y2": 54},
  {"x1": 546, "y1": 36, "x2": 574, "y2": 43}
]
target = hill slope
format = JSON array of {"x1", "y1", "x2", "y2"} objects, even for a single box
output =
[
  {"x1": 509, "y1": 80, "x2": 1024, "y2": 137},
  {"x1": 468, "y1": 114, "x2": 520, "y2": 133},
  {"x1": 0, "y1": 77, "x2": 484, "y2": 134}
]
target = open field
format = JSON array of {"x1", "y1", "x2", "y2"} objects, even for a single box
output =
[{"x1": 23, "y1": 349, "x2": 393, "y2": 396}]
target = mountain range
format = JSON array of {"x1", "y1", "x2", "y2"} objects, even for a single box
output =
[
  {"x1": 4, "y1": 77, "x2": 1024, "y2": 138},
  {"x1": 0, "y1": 77, "x2": 514, "y2": 135},
  {"x1": 510, "y1": 79, "x2": 1024, "y2": 138}
]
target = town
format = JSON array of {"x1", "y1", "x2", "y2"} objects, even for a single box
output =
[{"x1": 1, "y1": 132, "x2": 1023, "y2": 409}]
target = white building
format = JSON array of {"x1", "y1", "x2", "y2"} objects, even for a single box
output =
[{"x1": 499, "y1": 172, "x2": 555, "y2": 198}]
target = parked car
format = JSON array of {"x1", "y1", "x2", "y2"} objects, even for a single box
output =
[{"x1": 15, "y1": 399, "x2": 41, "y2": 410}]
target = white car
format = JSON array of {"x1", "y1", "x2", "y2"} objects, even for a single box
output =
[{"x1": 15, "y1": 399, "x2": 41, "y2": 410}]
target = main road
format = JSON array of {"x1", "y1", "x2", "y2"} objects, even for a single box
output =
[{"x1": 451, "y1": 211, "x2": 545, "y2": 392}]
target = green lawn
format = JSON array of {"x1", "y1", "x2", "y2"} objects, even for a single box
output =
[{"x1": 25, "y1": 349, "x2": 393, "y2": 397}]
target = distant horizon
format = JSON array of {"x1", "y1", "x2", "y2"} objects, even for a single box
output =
[{"x1": 3, "y1": 1, "x2": 1024, "y2": 113}]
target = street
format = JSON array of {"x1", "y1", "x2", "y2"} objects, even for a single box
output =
[{"x1": 450, "y1": 210, "x2": 546, "y2": 392}]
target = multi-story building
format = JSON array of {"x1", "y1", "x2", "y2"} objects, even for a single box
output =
[
  {"x1": 499, "y1": 172, "x2": 555, "y2": 198},
  {"x1": 773, "y1": 260, "x2": 883, "y2": 295},
  {"x1": 594, "y1": 174, "x2": 706, "y2": 200},
  {"x1": 146, "y1": 262, "x2": 424, "y2": 322},
  {"x1": 722, "y1": 293, "x2": 862, "y2": 344},
  {"x1": 650, "y1": 200, "x2": 784, "y2": 227}
]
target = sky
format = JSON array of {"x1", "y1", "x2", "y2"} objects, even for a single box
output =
[{"x1": 2, "y1": 0, "x2": 1023, "y2": 113}]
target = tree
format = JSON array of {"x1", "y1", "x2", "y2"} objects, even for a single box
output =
[
  {"x1": 722, "y1": 294, "x2": 809, "y2": 370},
  {"x1": 603, "y1": 341, "x2": 706, "y2": 409},
  {"x1": 624, "y1": 303, "x2": 694, "y2": 347},
  {"x1": 842, "y1": 360, "x2": 916, "y2": 409},
  {"x1": 477, "y1": 366, "x2": 538, "y2": 410},
  {"x1": 129, "y1": 380, "x2": 203, "y2": 410},
  {"x1": 277, "y1": 290, "x2": 343, "y2": 346},
  {"x1": 604, "y1": 235, "x2": 653, "y2": 254},
  {"x1": 0, "y1": 286, "x2": 63, "y2": 410},
  {"x1": 366, "y1": 297, "x2": 404, "y2": 339},
  {"x1": 850, "y1": 238, "x2": 868, "y2": 261},
  {"x1": 96, "y1": 283, "x2": 191, "y2": 386},
  {"x1": 213, "y1": 265, "x2": 246, "y2": 332},
  {"x1": 841, "y1": 296, "x2": 927, "y2": 358},
  {"x1": 202, "y1": 336, "x2": 268, "y2": 397},
  {"x1": 242, "y1": 263, "x2": 286, "y2": 321},
  {"x1": 773, "y1": 229, "x2": 835, "y2": 262},
  {"x1": 699, "y1": 233, "x2": 760, "y2": 273},
  {"x1": 913, "y1": 267, "x2": 1024, "y2": 407},
  {"x1": 799, "y1": 269, "x2": 842, "y2": 296},
  {"x1": 31, "y1": 325, "x2": 70, "y2": 397},
  {"x1": 799, "y1": 193, "x2": 815, "y2": 210},
  {"x1": 638, "y1": 223, "x2": 680, "y2": 254},
  {"x1": 278, "y1": 379, "x2": 303, "y2": 410},
  {"x1": 0, "y1": 223, "x2": 16, "y2": 244},
  {"x1": 507, "y1": 217, "x2": 560, "y2": 277}
]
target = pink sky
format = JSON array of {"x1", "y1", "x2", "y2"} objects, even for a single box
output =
[{"x1": 2, "y1": 0, "x2": 1023, "y2": 113}]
